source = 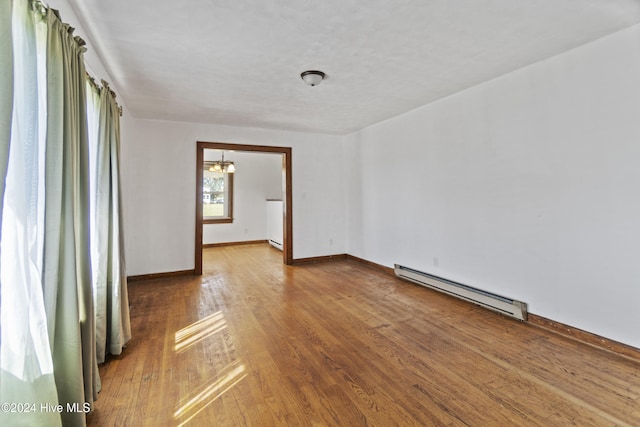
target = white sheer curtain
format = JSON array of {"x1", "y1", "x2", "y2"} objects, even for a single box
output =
[
  {"x1": 0, "y1": 0, "x2": 12, "y2": 192},
  {"x1": 1, "y1": 1, "x2": 131, "y2": 425},
  {"x1": 0, "y1": 1, "x2": 62, "y2": 426}
]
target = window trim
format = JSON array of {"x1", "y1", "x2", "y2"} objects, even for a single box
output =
[{"x1": 202, "y1": 160, "x2": 234, "y2": 224}]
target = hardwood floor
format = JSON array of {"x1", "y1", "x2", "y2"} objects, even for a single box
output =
[{"x1": 87, "y1": 244, "x2": 640, "y2": 426}]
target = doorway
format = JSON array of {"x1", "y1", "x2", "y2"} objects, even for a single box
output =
[{"x1": 195, "y1": 141, "x2": 293, "y2": 274}]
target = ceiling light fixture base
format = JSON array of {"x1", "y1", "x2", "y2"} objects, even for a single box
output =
[{"x1": 301, "y1": 70, "x2": 326, "y2": 87}]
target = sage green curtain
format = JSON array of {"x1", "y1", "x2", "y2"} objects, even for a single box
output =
[
  {"x1": 42, "y1": 8, "x2": 99, "y2": 426},
  {"x1": 90, "y1": 81, "x2": 131, "y2": 363}
]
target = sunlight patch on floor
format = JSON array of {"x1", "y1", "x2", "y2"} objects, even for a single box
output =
[
  {"x1": 174, "y1": 311, "x2": 228, "y2": 353},
  {"x1": 173, "y1": 361, "x2": 247, "y2": 426}
]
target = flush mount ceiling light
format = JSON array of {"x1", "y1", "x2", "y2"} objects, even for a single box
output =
[{"x1": 300, "y1": 70, "x2": 326, "y2": 87}]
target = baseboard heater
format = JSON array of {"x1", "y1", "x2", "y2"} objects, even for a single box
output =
[
  {"x1": 269, "y1": 239, "x2": 283, "y2": 251},
  {"x1": 394, "y1": 264, "x2": 527, "y2": 321}
]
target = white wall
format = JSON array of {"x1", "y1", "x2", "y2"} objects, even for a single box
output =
[
  {"x1": 123, "y1": 119, "x2": 346, "y2": 275},
  {"x1": 345, "y1": 25, "x2": 640, "y2": 348},
  {"x1": 202, "y1": 151, "x2": 282, "y2": 245}
]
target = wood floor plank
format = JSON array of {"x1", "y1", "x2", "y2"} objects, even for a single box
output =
[{"x1": 87, "y1": 244, "x2": 640, "y2": 426}]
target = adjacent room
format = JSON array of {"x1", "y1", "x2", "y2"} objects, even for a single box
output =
[{"x1": 2, "y1": 0, "x2": 640, "y2": 425}]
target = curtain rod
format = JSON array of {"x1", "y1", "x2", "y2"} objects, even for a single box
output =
[
  {"x1": 86, "y1": 75, "x2": 124, "y2": 117},
  {"x1": 32, "y1": 0, "x2": 123, "y2": 117}
]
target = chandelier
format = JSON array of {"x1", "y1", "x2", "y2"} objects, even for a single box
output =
[{"x1": 206, "y1": 152, "x2": 235, "y2": 173}]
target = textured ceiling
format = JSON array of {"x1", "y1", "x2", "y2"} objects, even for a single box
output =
[{"x1": 67, "y1": 0, "x2": 640, "y2": 134}]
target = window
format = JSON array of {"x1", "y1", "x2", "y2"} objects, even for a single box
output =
[{"x1": 203, "y1": 164, "x2": 234, "y2": 223}]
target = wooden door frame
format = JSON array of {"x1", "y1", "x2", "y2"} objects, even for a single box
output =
[{"x1": 196, "y1": 141, "x2": 293, "y2": 274}]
